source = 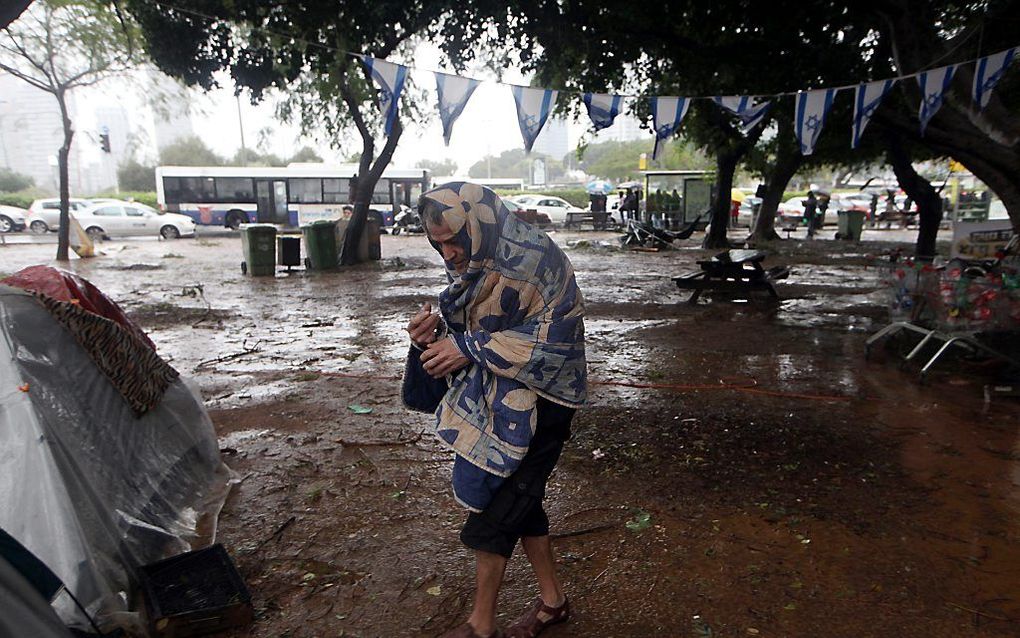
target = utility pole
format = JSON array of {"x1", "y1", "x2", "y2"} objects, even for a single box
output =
[{"x1": 236, "y1": 92, "x2": 247, "y2": 166}]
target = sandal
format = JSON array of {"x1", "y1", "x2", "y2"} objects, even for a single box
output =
[
  {"x1": 506, "y1": 597, "x2": 570, "y2": 637},
  {"x1": 440, "y1": 623, "x2": 505, "y2": 638}
]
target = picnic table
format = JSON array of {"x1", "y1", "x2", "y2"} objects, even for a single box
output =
[
  {"x1": 672, "y1": 249, "x2": 790, "y2": 303},
  {"x1": 565, "y1": 211, "x2": 614, "y2": 230}
]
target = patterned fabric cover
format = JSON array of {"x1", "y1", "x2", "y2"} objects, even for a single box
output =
[{"x1": 420, "y1": 182, "x2": 587, "y2": 511}]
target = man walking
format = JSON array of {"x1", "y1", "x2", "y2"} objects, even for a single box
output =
[{"x1": 403, "y1": 182, "x2": 587, "y2": 638}]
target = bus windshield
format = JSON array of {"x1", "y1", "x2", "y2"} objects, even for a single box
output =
[{"x1": 155, "y1": 164, "x2": 431, "y2": 229}]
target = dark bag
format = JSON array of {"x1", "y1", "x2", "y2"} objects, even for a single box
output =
[{"x1": 401, "y1": 345, "x2": 449, "y2": 413}]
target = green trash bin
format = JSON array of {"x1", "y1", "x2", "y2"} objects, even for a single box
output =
[
  {"x1": 240, "y1": 224, "x2": 277, "y2": 276},
  {"x1": 302, "y1": 220, "x2": 340, "y2": 270},
  {"x1": 837, "y1": 210, "x2": 866, "y2": 241}
]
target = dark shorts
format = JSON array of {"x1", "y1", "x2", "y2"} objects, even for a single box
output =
[{"x1": 460, "y1": 398, "x2": 575, "y2": 559}]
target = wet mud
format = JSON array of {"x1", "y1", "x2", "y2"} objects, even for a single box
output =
[{"x1": 2, "y1": 229, "x2": 1017, "y2": 637}]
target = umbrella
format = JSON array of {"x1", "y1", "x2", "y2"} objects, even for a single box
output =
[
  {"x1": 617, "y1": 181, "x2": 643, "y2": 190},
  {"x1": 730, "y1": 188, "x2": 746, "y2": 203},
  {"x1": 585, "y1": 179, "x2": 614, "y2": 194}
]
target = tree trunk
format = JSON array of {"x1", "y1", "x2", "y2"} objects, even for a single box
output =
[
  {"x1": 884, "y1": 132, "x2": 942, "y2": 260},
  {"x1": 703, "y1": 148, "x2": 739, "y2": 249},
  {"x1": 56, "y1": 89, "x2": 73, "y2": 261},
  {"x1": 748, "y1": 151, "x2": 801, "y2": 244}
]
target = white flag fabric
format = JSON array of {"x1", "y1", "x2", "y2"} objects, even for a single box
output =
[
  {"x1": 794, "y1": 88, "x2": 838, "y2": 155},
  {"x1": 434, "y1": 72, "x2": 480, "y2": 145},
  {"x1": 852, "y1": 79, "x2": 895, "y2": 149},
  {"x1": 650, "y1": 96, "x2": 690, "y2": 160},
  {"x1": 511, "y1": 86, "x2": 559, "y2": 153},
  {"x1": 917, "y1": 65, "x2": 957, "y2": 135},
  {"x1": 359, "y1": 56, "x2": 408, "y2": 136},
  {"x1": 713, "y1": 96, "x2": 771, "y2": 134},
  {"x1": 582, "y1": 92, "x2": 623, "y2": 131},
  {"x1": 972, "y1": 47, "x2": 1018, "y2": 109}
]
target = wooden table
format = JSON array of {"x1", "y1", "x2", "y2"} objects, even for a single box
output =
[
  {"x1": 672, "y1": 249, "x2": 789, "y2": 303},
  {"x1": 565, "y1": 211, "x2": 614, "y2": 230}
]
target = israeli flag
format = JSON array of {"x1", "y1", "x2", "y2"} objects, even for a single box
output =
[
  {"x1": 794, "y1": 88, "x2": 838, "y2": 155},
  {"x1": 511, "y1": 86, "x2": 558, "y2": 153},
  {"x1": 434, "y1": 72, "x2": 480, "y2": 145},
  {"x1": 713, "y1": 96, "x2": 771, "y2": 134},
  {"x1": 917, "y1": 64, "x2": 957, "y2": 135},
  {"x1": 358, "y1": 55, "x2": 408, "y2": 136},
  {"x1": 582, "y1": 92, "x2": 623, "y2": 131},
  {"x1": 851, "y1": 79, "x2": 895, "y2": 149},
  {"x1": 650, "y1": 96, "x2": 690, "y2": 160},
  {"x1": 973, "y1": 47, "x2": 1018, "y2": 110}
]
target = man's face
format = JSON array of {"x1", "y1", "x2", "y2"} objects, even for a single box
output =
[{"x1": 426, "y1": 217, "x2": 468, "y2": 274}]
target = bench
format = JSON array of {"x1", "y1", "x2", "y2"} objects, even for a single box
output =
[
  {"x1": 565, "y1": 211, "x2": 614, "y2": 230},
  {"x1": 672, "y1": 249, "x2": 790, "y2": 303}
]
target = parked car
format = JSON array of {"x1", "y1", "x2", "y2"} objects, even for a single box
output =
[
  {"x1": 73, "y1": 202, "x2": 195, "y2": 240},
  {"x1": 509, "y1": 195, "x2": 584, "y2": 224},
  {"x1": 504, "y1": 199, "x2": 551, "y2": 226},
  {"x1": 27, "y1": 198, "x2": 94, "y2": 233},
  {"x1": 0, "y1": 204, "x2": 28, "y2": 233}
]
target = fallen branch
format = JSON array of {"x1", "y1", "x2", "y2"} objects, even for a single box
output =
[
  {"x1": 551, "y1": 523, "x2": 616, "y2": 540},
  {"x1": 945, "y1": 601, "x2": 1014, "y2": 623},
  {"x1": 257, "y1": 515, "x2": 296, "y2": 549},
  {"x1": 195, "y1": 339, "x2": 262, "y2": 369}
]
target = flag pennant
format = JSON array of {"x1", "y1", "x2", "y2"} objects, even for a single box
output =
[
  {"x1": 650, "y1": 97, "x2": 690, "y2": 160},
  {"x1": 851, "y1": 79, "x2": 895, "y2": 149},
  {"x1": 434, "y1": 72, "x2": 480, "y2": 145},
  {"x1": 917, "y1": 65, "x2": 957, "y2": 135},
  {"x1": 972, "y1": 47, "x2": 1018, "y2": 109},
  {"x1": 713, "y1": 96, "x2": 772, "y2": 134},
  {"x1": 511, "y1": 86, "x2": 558, "y2": 153},
  {"x1": 794, "y1": 88, "x2": 838, "y2": 155},
  {"x1": 359, "y1": 56, "x2": 408, "y2": 136},
  {"x1": 582, "y1": 92, "x2": 623, "y2": 131}
]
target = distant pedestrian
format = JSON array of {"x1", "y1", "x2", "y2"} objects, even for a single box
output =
[
  {"x1": 804, "y1": 191, "x2": 818, "y2": 238},
  {"x1": 816, "y1": 192, "x2": 830, "y2": 231}
]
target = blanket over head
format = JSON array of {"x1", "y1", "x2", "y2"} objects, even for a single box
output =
[{"x1": 420, "y1": 182, "x2": 587, "y2": 511}]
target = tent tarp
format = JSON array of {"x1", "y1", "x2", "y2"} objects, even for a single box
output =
[{"x1": 0, "y1": 283, "x2": 231, "y2": 631}]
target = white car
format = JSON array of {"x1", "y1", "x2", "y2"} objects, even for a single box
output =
[
  {"x1": 73, "y1": 202, "x2": 195, "y2": 240},
  {"x1": 509, "y1": 195, "x2": 584, "y2": 224},
  {"x1": 0, "y1": 204, "x2": 28, "y2": 233},
  {"x1": 27, "y1": 198, "x2": 94, "y2": 233}
]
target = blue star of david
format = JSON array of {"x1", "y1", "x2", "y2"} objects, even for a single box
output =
[
  {"x1": 656, "y1": 124, "x2": 674, "y2": 137},
  {"x1": 805, "y1": 114, "x2": 821, "y2": 131},
  {"x1": 925, "y1": 93, "x2": 941, "y2": 108},
  {"x1": 863, "y1": 104, "x2": 877, "y2": 118}
]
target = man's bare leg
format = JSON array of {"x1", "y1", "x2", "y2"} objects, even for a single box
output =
[
  {"x1": 467, "y1": 550, "x2": 508, "y2": 636},
  {"x1": 520, "y1": 535, "x2": 565, "y2": 610}
]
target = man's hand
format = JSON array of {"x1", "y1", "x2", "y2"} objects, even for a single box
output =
[
  {"x1": 407, "y1": 302, "x2": 440, "y2": 348},
  {"x1": 420, "y1": 337, "x2": 470, "y2": 378}
]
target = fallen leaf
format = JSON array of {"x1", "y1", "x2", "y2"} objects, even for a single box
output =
[
  {"x1": 348, "y1": 404, "x2": 373, "y2": 414},
  {"x1": 17, "y1": 383, "x2": 29, "y2": 392},
  {"x1": 426, "y1": 585, "x2": 442, "y2": 596}
]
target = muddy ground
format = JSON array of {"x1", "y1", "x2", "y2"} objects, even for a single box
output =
[{"x1": 2, "y1": 226, "x2": 1018, "y2": 637}]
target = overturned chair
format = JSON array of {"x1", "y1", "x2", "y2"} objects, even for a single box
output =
[{"x1": 673, "y1": 249, "x2": 790, "y2": 303}]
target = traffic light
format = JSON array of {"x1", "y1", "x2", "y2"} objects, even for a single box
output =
[{"x1": 99, "y1": 133, "x2": 110, "y2": 153}]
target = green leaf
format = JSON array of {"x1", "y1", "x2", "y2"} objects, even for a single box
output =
[
  {"x1": 348, "y1": 404, "x2": 373, "y2": 414},
  {"x1": 625, "y1": 510, "x2": 652, "y2": 532}
]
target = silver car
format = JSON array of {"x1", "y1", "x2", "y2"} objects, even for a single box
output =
[{"x1": 26, "y1": 198, "x2": 93, "y2": 233}]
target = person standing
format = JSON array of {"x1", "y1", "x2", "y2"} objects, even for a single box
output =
[
  {"x1": 403, "y1": 182, "x2": 587, "y2": 638},
  {"x1": 804, "y1": 190, "x2": 818, "y2": 238}
]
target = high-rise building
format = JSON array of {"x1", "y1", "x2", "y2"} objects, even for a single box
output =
[
  {"x1": 594, "y1": 113, "x2": 646, "y2": 143},
  {"x1": 0, "y1": 73, "x2": 92, "y2": 193},
  {"x1": 148, "y1": 69, "x2": 195, "y2": 152}
]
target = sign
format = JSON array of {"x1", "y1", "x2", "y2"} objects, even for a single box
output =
[
  {"x1": 532, "y1": 158, "x2": 546, "y2": 186},
  {"x1": 951, "y1": 219, "x2": 1014, "y2": 259}
]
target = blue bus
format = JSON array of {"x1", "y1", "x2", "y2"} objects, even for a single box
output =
[{"x1": 155, "y1": 164, "x2": 431, "y2": 229}]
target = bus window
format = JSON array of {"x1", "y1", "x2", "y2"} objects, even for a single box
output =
[
  {"x1": 371, "y1": 179, "x2": 391, "y2": 204},
  {"x1": 289, "y1": 178, "x2": 323, "y2": 203},
  {"x1": 215, "y1": 177, "x2": 255, "y2": 203},
  {"x1": 166, "y1": 176, "x2": 216, "y2": 203},
  {"x1": 323, "y1": 178, "x2": 350, "y2": 203}
]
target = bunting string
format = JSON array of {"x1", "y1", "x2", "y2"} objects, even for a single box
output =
[{"x1": 143, "y1": 0, "x2": 1019, "y2": 155}]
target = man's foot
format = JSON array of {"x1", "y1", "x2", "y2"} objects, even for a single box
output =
[
  {"x1": 441, "y1": 623, "x2": 504, "y2": 638},
  {"x1": 506, "y1": 597, "x2": 570, "y2": 638}
]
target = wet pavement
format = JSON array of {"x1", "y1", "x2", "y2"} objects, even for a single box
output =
[{"x1": 1, "y1": 226, "x2": 1018, "y2": 637}]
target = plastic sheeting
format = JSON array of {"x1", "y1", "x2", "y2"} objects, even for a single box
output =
[{"x1": 0, "y1": 285, "x2": 231, "y2": 630}]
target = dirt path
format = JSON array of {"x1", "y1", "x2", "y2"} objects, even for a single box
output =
[{"x1": 2, "y1": 230, "x2": 1018, "y2": 637}]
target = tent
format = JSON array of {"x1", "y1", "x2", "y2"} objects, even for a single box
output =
[{"x1": 0, "y1": 267, "x2": 231, "y2": 632}]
